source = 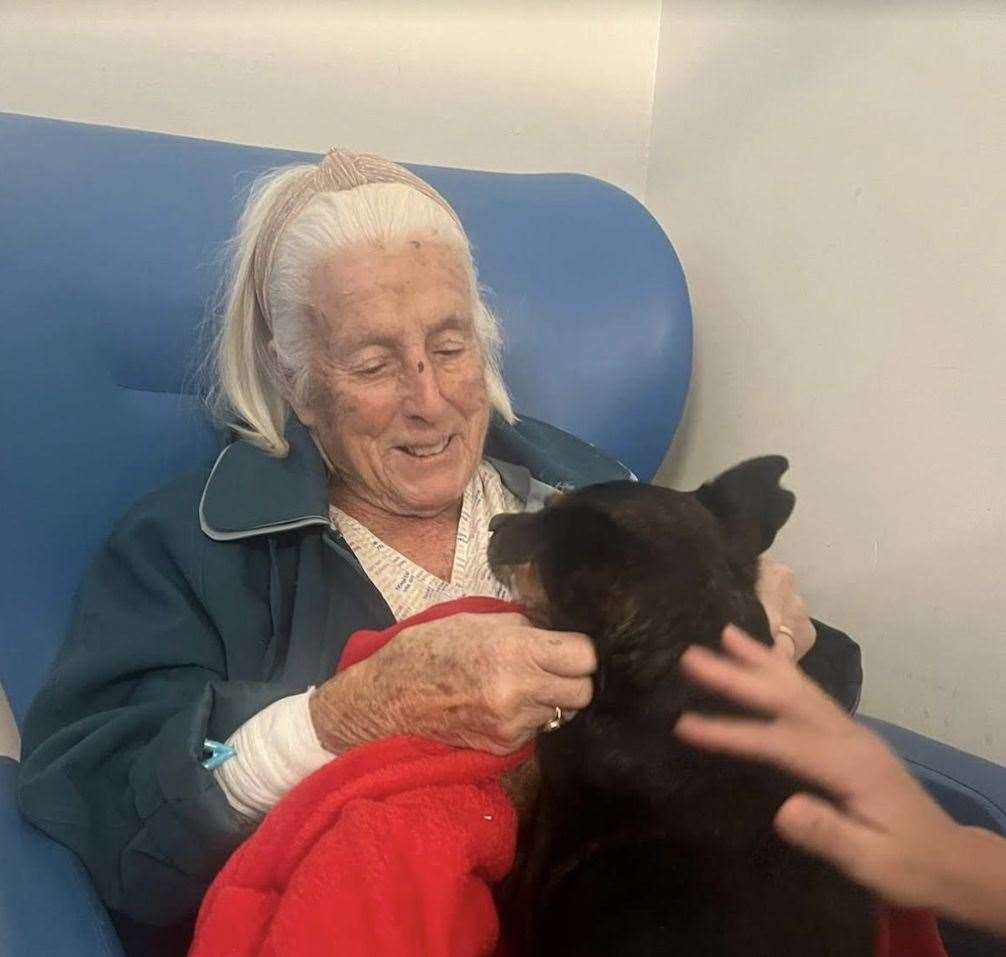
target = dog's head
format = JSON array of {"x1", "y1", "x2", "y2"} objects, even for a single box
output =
[
  {"x1": 489, "y1": 456, "x2": 794, "y2": 686},
  {"x1": 489, "y1": 455, "x2": 796, "y2": 824}
]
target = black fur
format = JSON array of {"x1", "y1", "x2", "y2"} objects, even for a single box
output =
[{"x1": 488, "y1": 457, "x2": 875, "y2": 956}]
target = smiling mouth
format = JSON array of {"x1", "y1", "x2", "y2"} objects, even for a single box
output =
[{"x1": 396, "y1": 435, "x2": 453, "y2": 458}]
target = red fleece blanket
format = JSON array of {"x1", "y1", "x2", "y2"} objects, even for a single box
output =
[{"x1": 189, "y1": 596, "x2": 945, "y2": 957}]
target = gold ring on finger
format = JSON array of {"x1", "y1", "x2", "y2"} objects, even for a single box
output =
[{"x1": 542, "y1": 706, "x2": 564, "y2": 733}]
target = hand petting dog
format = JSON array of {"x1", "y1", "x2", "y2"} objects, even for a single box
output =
[
  {"x1": 311, "y1": 611, "x2": 595, "y2": 757},
  {"x1": 676, "y1": 626, "x2": 1006, "y2": 941}
]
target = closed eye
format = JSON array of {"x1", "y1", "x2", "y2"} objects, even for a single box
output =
[{"x1": 358, "y1": 362, "x2": 388, "y2": 377}]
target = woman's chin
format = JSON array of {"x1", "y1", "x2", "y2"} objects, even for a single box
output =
[
  {"x1": 388, "y1": 446, "x2": 475, "y2": 513},
  {"x1": 390, "y1": 472, "x2": 470, "y2": 517}
]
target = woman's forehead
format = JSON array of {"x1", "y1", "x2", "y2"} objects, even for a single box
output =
[
  {"x1": 312, "y1": 240, "x2": 474, "y2": 340},
  {"x1": 314, "y1": 239, "x2": 469, "y2": 301}
]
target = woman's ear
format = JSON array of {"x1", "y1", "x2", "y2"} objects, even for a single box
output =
[
  {"x1": 270, "y1": 340, "x2": 318, "y2": 428},
  {"x1": 290, "y1": 397, "x2": 317, "y2": 429}
]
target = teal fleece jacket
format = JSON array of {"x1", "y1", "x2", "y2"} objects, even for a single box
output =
[{"x1": 16, "y1": 414, "x2": 634, "y2": 927}]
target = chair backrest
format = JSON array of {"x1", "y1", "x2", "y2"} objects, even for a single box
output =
[{"x1": 0, "y1": 112, "x2": 692, "y2": 725}]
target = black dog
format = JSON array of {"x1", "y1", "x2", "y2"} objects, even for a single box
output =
[{"x1": 488, "y1": 457, "x2": 876, "y2": 956}]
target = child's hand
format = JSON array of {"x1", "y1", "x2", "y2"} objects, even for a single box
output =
[{"x1": 674, "y1": 626, "x2": 962, "y2": 911}]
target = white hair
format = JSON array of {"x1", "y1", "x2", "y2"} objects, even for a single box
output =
[{"x1": 206, "y1": 166, "x2": 515, "y2": 458}]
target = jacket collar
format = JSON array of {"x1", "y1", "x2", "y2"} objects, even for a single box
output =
[
  {"x1": 199, "y1": 415, "x2": 579, "y2": 542},
  {"x1": 199, "y1": 417, "x2": 331, "y2": 542}
]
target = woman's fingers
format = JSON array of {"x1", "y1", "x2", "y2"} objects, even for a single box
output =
[
  {"x1": 529, "y1": 628, "x2": 598, "y2": 677},
  {"x1": 531, "y1": 674, "x2": 593, "y2": 713},
  {"x1": 755, "y1": 559, "x2": 817, "y2": 660}
]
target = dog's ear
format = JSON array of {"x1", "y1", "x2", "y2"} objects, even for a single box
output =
[
  {"x1": 692, "y1": 456, "x2": 795, "y2": 555},
  {"x1": 537, "y1": 502, "x2": 643, "y2": 618}
]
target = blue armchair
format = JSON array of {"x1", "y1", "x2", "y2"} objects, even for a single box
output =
[{"x1": 1, "y1": 112, "x2": 1003, "y2": 956}]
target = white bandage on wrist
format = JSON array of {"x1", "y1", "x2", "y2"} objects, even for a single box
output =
[{"x1": 213, "y1": 689, "x2": 335, "y2": 822}]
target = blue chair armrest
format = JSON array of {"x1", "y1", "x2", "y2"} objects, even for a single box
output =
[
  {"x1": 0, "y1": 756, "x2": 124, "y2": 956},
  {"x1": 859, "y1": 716, "x2": 1006, "y2": 836}
]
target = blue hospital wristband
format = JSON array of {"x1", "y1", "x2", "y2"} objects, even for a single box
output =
[{"x1": 200, "y1": 738, "x2": 237, "y2": 770}]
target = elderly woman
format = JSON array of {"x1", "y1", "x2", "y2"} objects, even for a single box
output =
[{"x1": 17, "y1": 150, "x2": 840, "y2": 955}]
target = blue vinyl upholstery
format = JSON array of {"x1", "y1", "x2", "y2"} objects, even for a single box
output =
[
  {"x1": 0, "y1": 756, "x2": 124, "y2": 956},
  {"x1": 860, "y1": 717, "x2": 1006, "y2": 834},
  {"x1": 2, "y1": 112, "x2": 1003, "y2": 956}
]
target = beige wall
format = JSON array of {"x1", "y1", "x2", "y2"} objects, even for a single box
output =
[
  {"x1": 0, "y1": 0, "x2": 661, "y2": 197},
  {"x1": 650, "y1": 2, "x2": 1006, "y2": 763},
  {"x1": 2, "y1": 2, "x2": 1004, "y2": 764}
]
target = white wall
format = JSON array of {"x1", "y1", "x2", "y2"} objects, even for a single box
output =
[
  {"x1": 0, "y1": 0, "x2": 661, "y2": 197},
  {"x1": 649, "y1": 2, "x2": 1006, "y2": 763},
  {"x1": 2, "y1": 1, "x2": 1004, "y2": 764}
]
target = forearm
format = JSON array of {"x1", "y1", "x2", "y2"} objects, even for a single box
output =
[
  {"x1": 215, "y1": 690, "x2": 334, "y2": 821},
  {"x1": 936, "y1": 824, "x2": 1006, "y2": 939},
  {"x1": 308, "y1": 657, "x2": 396, "y2": 754}
]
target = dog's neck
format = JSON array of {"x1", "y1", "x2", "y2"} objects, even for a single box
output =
[{"x1": 540, "y1": 606, "x2": 791, "y2": 848}]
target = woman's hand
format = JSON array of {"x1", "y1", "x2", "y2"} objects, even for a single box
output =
[
  {"x1": 755, "y1": 558, "x2": 816, "y2": 659},
  {"x1": 310, "y1": 611, "x2": 595, "y2": 756},
  {"x1": 674, "y1": 627, "x2": 1006, "y2": 939}
]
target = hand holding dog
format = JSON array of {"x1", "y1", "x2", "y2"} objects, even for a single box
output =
[
  {"x1": 755, "y1": 558, "x2": 816, "y2": 659},
  {"x1": 675, "y1": 626, "x2": 1006, "y2": 940},
  {"x1": 311, "y1": 611, "x2": 595, "y2": 756}
]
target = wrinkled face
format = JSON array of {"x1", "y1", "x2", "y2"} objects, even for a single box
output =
[{"x1": 297, "y1": 240, "x2": 491, "y2": 518}]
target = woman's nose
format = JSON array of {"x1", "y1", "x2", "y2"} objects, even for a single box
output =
[{"x1": 401, "y1": 358, "x2": 449, "y2": 420}]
